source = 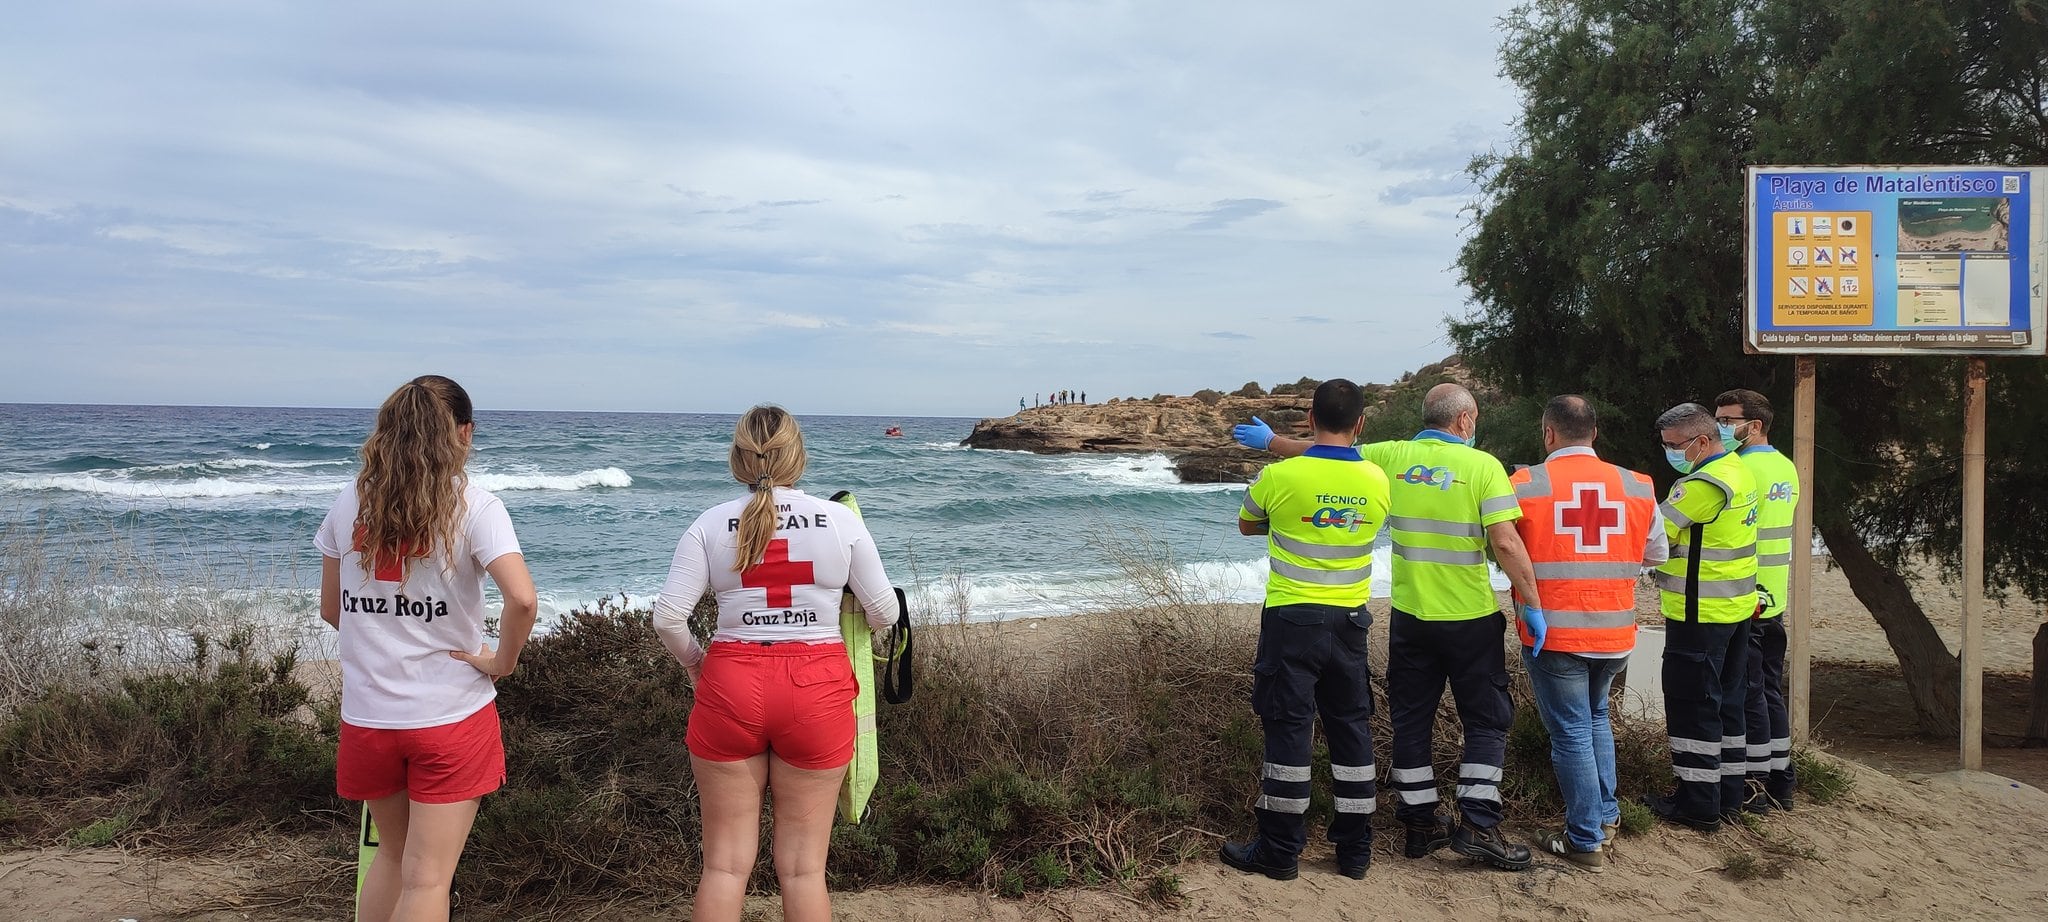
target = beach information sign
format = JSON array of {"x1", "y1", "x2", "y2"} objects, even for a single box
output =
[{"x1": 1745, "y1": 165, "x2": 2047, "y2": 355}]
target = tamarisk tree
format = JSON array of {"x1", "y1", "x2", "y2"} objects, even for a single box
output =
[{"x1": 1452, "y1": 0, "x2": 2048, "y2": 737}]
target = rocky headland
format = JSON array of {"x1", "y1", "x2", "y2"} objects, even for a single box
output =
[{"x1": 961, "y1": 357, "x2": 1474, "y2": 483}]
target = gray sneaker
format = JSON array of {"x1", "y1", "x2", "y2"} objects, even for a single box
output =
[
  {"x1": 1601, "y1": 822, "x2": 1620, "y2": 851},
  {"x1": 1538, "y1": 830, "x2": 1606, "y2": 873}
]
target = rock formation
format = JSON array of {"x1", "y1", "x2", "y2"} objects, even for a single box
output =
[{"x1": 962, "y1": 358, "x2": 1475, "y2": 483}]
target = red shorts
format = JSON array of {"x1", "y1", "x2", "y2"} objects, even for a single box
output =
[
  {"x1": 686, "y1": 641, "x2": 857, "y2": 770},
  {"x1": 337, "y1": 701, "x2": 506, "y2": 804}
]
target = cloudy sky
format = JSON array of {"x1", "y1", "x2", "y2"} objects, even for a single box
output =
[{"x1": 0, "y1": 1, "x2": 1522, "y2": 416}]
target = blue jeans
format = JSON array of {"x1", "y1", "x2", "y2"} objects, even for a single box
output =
[{"x1": 1522, "y1": 647, "x2": 1628, "y2": 852}]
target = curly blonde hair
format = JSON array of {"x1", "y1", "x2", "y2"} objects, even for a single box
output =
[{"x1": 353, "y1": 375, "x2": 472, "y2": 583}]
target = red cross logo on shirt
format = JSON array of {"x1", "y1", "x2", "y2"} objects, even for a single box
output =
[
  {"x1": 1555, "y1": 483, "x2": 1626, "y2": 554},
  {"x1": 352, "y1": 523, "x2": 422, "y2": 583},
  {"x1": 740, "y1": 538, "x2": 815, "y2": 608}
]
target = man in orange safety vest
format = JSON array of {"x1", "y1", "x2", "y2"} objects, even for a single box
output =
[{"x1": 1508, "y1": 396, "x2": 1666, "y2": 872}]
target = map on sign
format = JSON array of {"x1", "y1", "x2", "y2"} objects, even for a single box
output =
[{"x1": 1745, "y1": 166, "x2": 2046, "y2": 356}]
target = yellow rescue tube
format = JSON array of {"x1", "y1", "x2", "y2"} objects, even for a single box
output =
[{"x1": 830, "y1": 490, "x2": 882, "y2": 824}]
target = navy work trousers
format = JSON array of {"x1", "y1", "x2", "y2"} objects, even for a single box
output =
[
  {"x1": 1250, "y1": 603, "x2": 1378, "y2": 866},
  {"x1": 1745, "y1": 616, "x2": 1796, "y2": 800},
  {"x1": 1386, "y1": 609, "x2": 1511, "y2": 830},
  {"x1": 1663, "y1": 617, "x2": 1751, "y2": 819}
]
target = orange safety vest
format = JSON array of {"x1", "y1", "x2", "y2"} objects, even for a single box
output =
[{"x1": 1507, "y1": 451, "x2": 1658, "y2": 654}]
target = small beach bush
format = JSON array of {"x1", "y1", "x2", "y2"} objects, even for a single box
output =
[{"x1": 0, "y1": 624, "x2": 339, "y2": 841}]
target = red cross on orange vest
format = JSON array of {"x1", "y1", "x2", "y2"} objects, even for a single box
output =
[
  {"x1": 741, "y1": 538, "x2": 815, "y2": 608},
  {"x1": 1556, "y1": 484, "x2": 1625, "y2": 553}
]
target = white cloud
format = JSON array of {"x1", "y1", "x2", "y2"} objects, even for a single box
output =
[{"x1": 0, "y1": 0, "x2": 1522, "y2": 414}]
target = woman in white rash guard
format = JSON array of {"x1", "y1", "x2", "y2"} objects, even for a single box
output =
[{"x1": 652, "y1": 405, "x2": 899, "y2": 922}]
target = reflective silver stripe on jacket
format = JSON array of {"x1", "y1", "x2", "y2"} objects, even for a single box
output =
[
  {"x1": 1758, "y1": 552, "x2": 1793, "y2": 567},
  {"x1": 1543, "y1": 608, "x2": 1637, "y2": 629},
  {"x1": 1333, "y1": 796, "x2": 1376, "y2": 814},
  {"x1": 1667, "y1": 542, "x2": 1756, "y2": 562},
  {"x1": 1619, "y1": 474, "x2": 1656, "y2": 499},
  {"x1": 1682, "y1": 469, "x2": 1738, "y2": 500},
  {"x1": 1479, "y1": 494, "x2": 1519, "y2": 517},
  {"x1": 1272, "y1": 532, "x2": 1374, "y2": 560},
  {"x1": 1652, "y1": 571, "x2": 1754, "y2": 597},
  {"x1": 1241, "y1": 492, "x2": 1266, "y2": 519},
  {"x1": 1533, "y1": 561, "x2": 1645, "y2": 580},
  {"x1": 1393, "y1": 543, "x2": 1486, "y2": 566},
  {"x1": 1668, "y1": 736, "x2": 1719, "y2": 756},
  {"x1": 1758, "y1": 525, "x2": 1797, "y2": 541},
  {"x1": 1270, "y1": 558, "x2": 1371, "y2": 585},
  {"x1": 1387, "y1": 515, "x2": 1482, "y2": 538}
]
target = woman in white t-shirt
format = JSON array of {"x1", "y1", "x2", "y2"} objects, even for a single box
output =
[
  {"x1": 316, "y1": 375, "x2": 537, "y2": 922},
  {"x1": 653, "y1": 405, "x2": 899, "y2": 922}
]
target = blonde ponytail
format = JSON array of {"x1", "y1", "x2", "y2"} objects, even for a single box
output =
[{"x1": 729, "y1": 405, "x2": 807, "y2": 572}]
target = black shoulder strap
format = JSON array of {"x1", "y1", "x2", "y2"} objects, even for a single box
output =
[
  {"x1": 1686, "y1": 522, "x2": 1705, "y2": 624},
  {"x1": 882, "y1": 587, "x2": 914, "y2": 704}
]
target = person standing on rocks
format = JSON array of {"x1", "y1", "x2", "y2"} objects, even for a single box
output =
[
  {"x1": 1235, "y1": 383, "x2": 1542, "y2": 872},
  {"x1": 1220, "y1": 378, "x2": 1390, "y2": 881},
  {"x1": 1508, "y1": 396, "x2": 1664, "y2": 872}
]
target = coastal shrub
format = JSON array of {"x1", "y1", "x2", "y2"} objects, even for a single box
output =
[
  {"x1": 1269, "y1": 376, "x2": 1320, "y2": 396},
  {"x1": 1791, "y1": 748, "x2": 1855, "y2": 804},
  {"x1": 1192, "y1": 389, "x2": 1225, "y2": 406},
  {"x1": 0, "y1": 624, "x2": 339, "y2": 841},
  {"x1": 1233, "y1": 382, "x2": 1265, "y2": 398},
  {"x1": 1150, "y1": 393, "x2": 1171, "y2": 404}
]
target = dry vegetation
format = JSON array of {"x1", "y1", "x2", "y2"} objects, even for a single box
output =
[{"x1": 0, "y1": 530, "x2": 1853, "y2": 916}]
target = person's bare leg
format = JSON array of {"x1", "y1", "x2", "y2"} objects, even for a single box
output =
[
  {"x1": 389, "y1": 798, "x2": 480, "y2": 922},
  {"x1": 768, "y1": 754, "x2": 849, "y2": 922},
  {"x1": 692, "y1": 754, "x2": 770, "y2": 922},
  {"x1": 357, "y1": 793, "x2": 411, "y2": 922}
]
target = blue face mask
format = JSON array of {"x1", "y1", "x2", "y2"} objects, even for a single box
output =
[{"x1": 1666, "y1": 446, "x2": 1693, "y2": 474}]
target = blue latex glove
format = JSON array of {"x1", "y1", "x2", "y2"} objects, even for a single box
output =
[
  {"x1": 1521, "y1": 604, "x2": 1548, "y2": 656},
  {"x1": 1233, "y1": 416, "x2": 1274, "y2": 451}
]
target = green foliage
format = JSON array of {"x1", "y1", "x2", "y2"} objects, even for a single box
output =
[
  {"x1": 1792, "y1": 748, "x2": 1856, "y2": 804},
  {"x1": 1454, "y1": 0, "x2": 2048, "y2": 601},
  {"x1": 1616, "y1": 798, "x2": 1655, "y2": 835},
  {"x1": 1269, "y1": 376, "x2": 1322, "y2": 396},
  {"x1": 67, "y1": 813, "x2": 131, "y2": 847},
  {"x1": 0, "y1": 626, "x2": 337, "y2": 841}
]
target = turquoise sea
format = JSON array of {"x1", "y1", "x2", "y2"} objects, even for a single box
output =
[{"x1": 0, "y1": 404, "x2": 1285, "y2": 640}]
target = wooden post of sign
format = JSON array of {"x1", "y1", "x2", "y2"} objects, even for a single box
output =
[
  {"x1": 1788, "y1": 355, "x2": 1816, "y2": 743},
  {"x1": 1961, "y1": 358, "x2": 1987, "y2": 771}
]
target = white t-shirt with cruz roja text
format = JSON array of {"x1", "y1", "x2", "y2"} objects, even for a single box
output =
[{"x1": 315, "y1": 482, "x2": 522, "y2": 730}]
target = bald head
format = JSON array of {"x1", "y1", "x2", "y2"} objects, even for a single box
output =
[
  {"x1": 1421, "y1": 383, "x2": 1477, "y2": 436},
  {"x1": 1543, "y1": 394, "x2": 1598, "y2": 444}
]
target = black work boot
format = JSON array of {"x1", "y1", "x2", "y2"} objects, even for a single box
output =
[
  {"x1": 1644, "y1": 793, "x2": 1723, "y2": 833},
  {"x1": 1219, "y1": 839, "x2": 1299, "y2": 881},
  {"x1": 1450, "y1": 821, "x2": 1533, "y2": 871},
  {"x1": 1403, "y1": 815, "x2": 1454, "y2": 858}
]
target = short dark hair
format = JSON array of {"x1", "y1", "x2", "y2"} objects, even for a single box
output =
[
  {"x1": 1714, "y1": 388, "x2": 1774, "y2": 431},
  {"x1": 1311, "y1": 378, "x2": 1366, "y2": 433},
  {"x1": 1542, "y1": 394, "x2": 1597, "y2": 442}
]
